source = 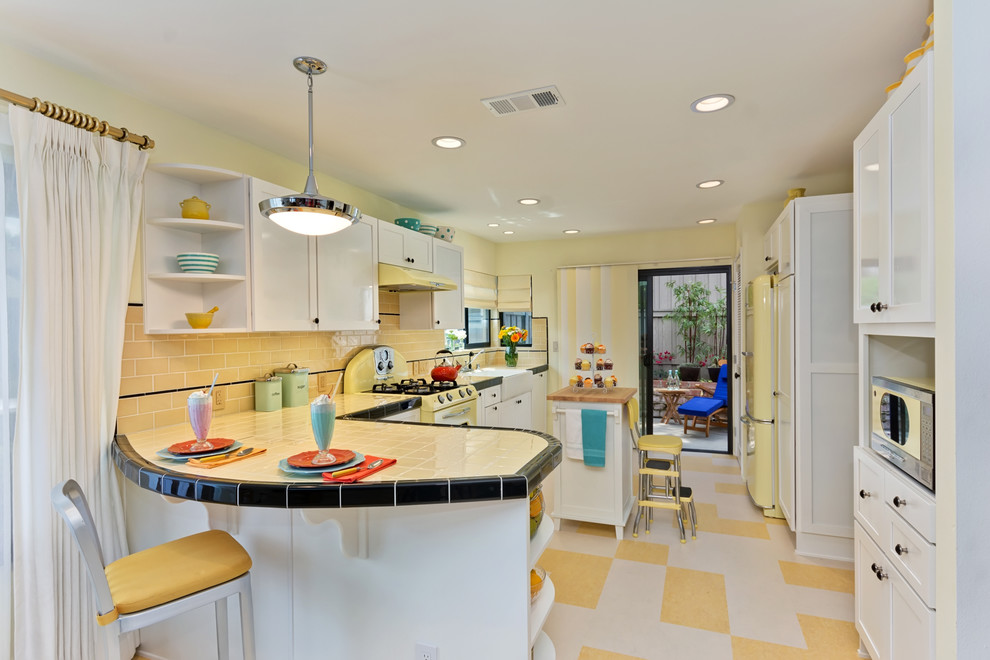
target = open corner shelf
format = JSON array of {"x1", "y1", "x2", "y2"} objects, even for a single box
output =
[
  {"x1": 147, "y1": 273, "x2": 246, "y2": 283},
  {"x1": 147, "y1": 217, "x2": 243, "y2": 233}
]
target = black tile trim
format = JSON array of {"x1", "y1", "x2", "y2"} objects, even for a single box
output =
[{"x1": 113, "y1": 417, "x2": 561, "y2": 509}]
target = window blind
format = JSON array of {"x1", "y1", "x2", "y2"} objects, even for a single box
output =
[
  {"x1": 497, "y1": 274, "x2": 532, "y2": 312},
  {"x1": 463, "y1": 269, "x2": 497, "y2": 309}
]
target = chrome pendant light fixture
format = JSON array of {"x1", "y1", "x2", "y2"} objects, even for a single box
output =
[{"x1": 259, "y1": 56, "x2": 360, "y2": 235}]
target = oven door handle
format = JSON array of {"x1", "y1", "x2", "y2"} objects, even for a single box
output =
[{"x1": 441, "y1": 407, "x2": 472, "y2": 419}]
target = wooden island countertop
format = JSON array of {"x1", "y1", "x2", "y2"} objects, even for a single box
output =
[{"x1": 546, "y1": 386, "x2": 637, "y2": 404}]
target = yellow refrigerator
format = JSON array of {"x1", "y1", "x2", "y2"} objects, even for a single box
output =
[{"x1": 742, "y1": 274, "x2": 783, "y2": 518}]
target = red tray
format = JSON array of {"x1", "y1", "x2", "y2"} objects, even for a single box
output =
[
  {"x1": 287, "y1": 448, "x2": 355, "y2": 468},
  {"x1": 167, "y1": 437, "x2": 235, "y2": 455}
]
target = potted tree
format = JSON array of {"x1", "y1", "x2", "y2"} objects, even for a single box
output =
[{"x1": 665, "y1": 280, "x2": 711, "y2": 382}]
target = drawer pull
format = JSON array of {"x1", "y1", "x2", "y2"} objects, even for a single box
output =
[
  {"x1": 892, "y1": 496, "x2": 907, "y2": 508},
  {"x1": 894, "y1": 543, "x2": 909, "y2": 556},
  {"x1": 859, "y1": 489, "x2": 871, "y2": 499},
  {"x1": 870, "y1": 563, "x2": 888, "y2": 581}
]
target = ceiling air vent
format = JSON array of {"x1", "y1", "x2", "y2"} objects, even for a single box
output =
[{"x1": 481, "y1": 85, "x2": 565, "y2": 116}]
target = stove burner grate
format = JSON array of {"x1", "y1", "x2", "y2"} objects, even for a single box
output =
[{"x1": 371, "y1": 378, "x2": 461, "y2": 395}]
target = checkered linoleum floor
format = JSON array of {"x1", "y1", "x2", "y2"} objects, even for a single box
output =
[{"x1": 540, "y1": 453, "x2": 860, "y2": 659}]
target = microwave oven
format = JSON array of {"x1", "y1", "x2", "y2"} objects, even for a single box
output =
[{"x1": 870, "y1": 375, "x2": 935, "y2": 491}]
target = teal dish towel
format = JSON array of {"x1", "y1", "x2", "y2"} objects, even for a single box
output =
[{"x1": 581, "y1": 409, "x2": 607, "y2": 467}]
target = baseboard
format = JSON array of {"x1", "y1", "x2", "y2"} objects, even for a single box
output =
[{"x1": 795, "y1": 532, "x2": 854, "y2": 562}]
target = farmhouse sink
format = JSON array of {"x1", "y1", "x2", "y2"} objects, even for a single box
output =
[{"x1": 468, "y1": 367, "x2": 531, "y2": 378}]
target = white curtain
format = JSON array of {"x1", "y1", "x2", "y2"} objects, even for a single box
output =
[
  {"x1": 0, "y1": 111, "x2": 21, "y2": 660},
  {"x1": 9, "y1": 106, "x2": 147, "y2": 660}
]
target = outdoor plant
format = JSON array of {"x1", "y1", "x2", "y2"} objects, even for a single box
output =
[
  {"x1": 654, "y1": 350, "x2": 675, "y2": 364},
  {"x1": 701, "y1": 286, "x2": 728, "y2": 362},
  {"x1": 665, "y1": 280, "x2": 712, "y2": 364}
]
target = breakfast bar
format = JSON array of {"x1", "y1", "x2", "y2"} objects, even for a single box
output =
[{"x1": 113, "y1": 393, "x2": 561, "y2": 659}]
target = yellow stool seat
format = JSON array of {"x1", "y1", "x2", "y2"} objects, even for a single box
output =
[
  {"x1": 103, "y1": 530, "x2": 253, "y2": 624},
  {"x1": 638, "y1": 433, "x2": 682, "y2": 453}
]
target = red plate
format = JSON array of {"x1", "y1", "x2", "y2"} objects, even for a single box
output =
[
  {"x1": 167, "y1": 437, "x2": 235, "y2": 455},
  {"x1": 287, "y1": 448, "x2": 356, "y2": 469}
]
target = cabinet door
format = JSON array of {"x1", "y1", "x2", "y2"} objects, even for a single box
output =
[
  {"x1": 532, "y1": 372, "x2": 548, "y2": 433},
  {"x1": 404, "y1": 231, "x2": 433, "y2": 271},
  {"x1": 854, "y1": 448, "x2": 887, "y2": 545},
  {"x1": 377, "y1": 221, "x2": 407, "y2": 267},
  {"x1": 432, "y1": 241, "x2": 464, "y2": 329},
  {"x1": 890, "y1": 573, "x2": 934, "y2": 660},
  {"x1": 774, "y1": 275, "x2": 795, "y2": 529},
  {"x1": 762, "y1": 221, "x2": 779, "y2": 268},
  {"x1": 886, "y1": 54, "x2": 934, "y2": 323},
  {"x1": 483, "y1": 402, "x2": 502, "y2": 427},
  {"x1": 853, "y1": 113, "x2": 884, "y2": 323},
  {"x1": 250, "y1": 178, "x2": 317, "y2": 331},
  {"x1": 315, "y1": 217, "x2": 379, "y2": 330},
  {"x1": 778, "y1": 208, "x2": 794, "y2": 276},
  {"x1": 503, "y1": 392, "x2": 532, "y2": 430},
  {"x1": 855, "y1": 526, "x2": 890, "y2": 660}
]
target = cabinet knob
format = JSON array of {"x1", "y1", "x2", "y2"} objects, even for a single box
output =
[
  {"x1": 870, "y1": 301, "x2": 888, "y2": 313},
  {"x1": 436, "y1": 320, "x2": 441, "y2": 325},
  {"x1": 764, "y1": 256, "x2": 771, "y2": 262},
  {"x1": 875, "y1": 566, "x2": 888, "y2": 582},
  {"x1": 734, "y1": 372, "x2": 740, "y2": 379},
  {"x1": 859, "y1": 489, "x2": 871, "y2": 499},
  {"x1": 894, "y1": 543, "x2": 909, "y2": 556},
  {"x1": 313, "y1": 317, "x2": 319, "y2": 324},
  {"x1": 376, "y1": 319, "x2": 382, "y2": 324},
  {"x1": 892, "y1": 496, "x2": 907, "y2": 508}
]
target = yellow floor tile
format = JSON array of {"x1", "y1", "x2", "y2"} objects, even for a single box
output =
[
  {"x1": 576, "y1": 522, "x2": 619, "y2": 537},
  {"x1": 714, "y1": 481, "x2": 749, "y2": 495},
  {"x1": 731, "y1": 614, "x2": 861, "y2": 659},
  {"x1": 779, "y1": 561, "x2": 855, "y2": 594},
  {"x1": 578, "y1": 648, "x2": 647, "y2": 660},
  {"x1": 539, "y1": 548, "x2": 613, "y2": 609},
  {"x1": 615, "y1": 539, "x2": 669, "y2": 565},
  {"x1": 660, "y1": 566, "x2": 730, "y2": 634},
  {"x1": 671, "y1": 502, "x2": 770, "y2": 540}
]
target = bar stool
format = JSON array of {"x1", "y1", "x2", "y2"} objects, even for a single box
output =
[
  {"x1": 626, "y1": 398, "x2": 698, "y2": 543},
  {"x1": 51, "y1": 479, "x2": 256, "y2": 660}
]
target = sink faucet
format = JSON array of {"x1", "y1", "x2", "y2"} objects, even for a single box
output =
[{"x1": 465, "y1": 350, "x2": 485, "y2": 372}]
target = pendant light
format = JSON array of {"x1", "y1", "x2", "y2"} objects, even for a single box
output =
[{"x1": 258, "y1": 56, "x2": 360, "y2": 235}]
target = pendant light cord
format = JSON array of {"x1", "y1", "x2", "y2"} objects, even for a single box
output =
[{"x1": 303, "y1": 70, "x2": 319, "y2": 196}]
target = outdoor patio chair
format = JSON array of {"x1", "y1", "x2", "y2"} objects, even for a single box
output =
[{"x1": 677, "y1": 363, "x2": 728, "y2": 437}]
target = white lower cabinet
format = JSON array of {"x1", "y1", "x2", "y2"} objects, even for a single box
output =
[
  {"x1": 501, "y1": 392, "x2": 532, "y2": 429},
  {"x1": 532, "y1": 371, "x2": 548, "y2": 433},
  {"x1": 853, "y1": 447, "x2": 934, "y2": 660}
]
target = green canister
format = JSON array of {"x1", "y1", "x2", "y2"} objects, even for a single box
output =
[
  {"x1": 275, "y1": 363, "x2": 310, "y2": 407},
  {"x1": 254, "y1": 374, "x2": 282, "y2": 412}
]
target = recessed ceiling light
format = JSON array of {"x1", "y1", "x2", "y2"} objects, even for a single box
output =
[
  {"x1": 518, "y1": 198, "x2": 540, "y2": 206},
  {"x1": 432, "y1": 136, "x2": 465, "y2": 149},
  {"x1": 563, "y1": 229, "x2": 580, "y2": 234},
  {"x1": 488, "y1": 223, "x2": 500, "y2": 227},
  {"x1": 696, "y1": 179, "x2": 724, "y2": 189},
  {"x1": 691, "y1": 94, "x2": 735, "y2": 113},
  {"x1": 865, "y1": 163, "x2": 880, "y2": 172},
  {"x1": 697, "y1": 218, "x2": 717, "y2": 225},
  {"x1": 503, "y1": 230, "x2": 515, "y2": 235}
]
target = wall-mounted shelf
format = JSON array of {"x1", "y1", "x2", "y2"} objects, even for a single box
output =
[
  {"x1": 147, "y1": 218, "x2": 243, "y2": 233},
  {"x1": 147, "y1": 273, "x2": 247, "y2": 283}
]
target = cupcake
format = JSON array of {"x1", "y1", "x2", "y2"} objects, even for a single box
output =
[
  {"x1": 596, "y1": 358, "x2": 604, "y2": 370},
  {"x1": 575, "y1": 357, "x2": 583, "y2": 369},
  {"x1": 596, "y1": 344, "x2": 606, "y2": 354},
  {"x1": 594, "y1": 374, "x2": 603, "y2": 385},
  {"x1": 583, "y1": 377, "x2": 593, "y2": 388},
  {"x1": 569, "y1": 375, "x2": 581, "y2": 386},
  {"x1": 581, "y1": 360, "x2": 591, "y2": 370},
  {"x1": 604, "y1": 359, "x2": 613, "y2": 370}
]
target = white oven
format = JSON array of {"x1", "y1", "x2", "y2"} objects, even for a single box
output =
[{"x1": 420, "y1": 394, "x2": 478, "y2": 426}]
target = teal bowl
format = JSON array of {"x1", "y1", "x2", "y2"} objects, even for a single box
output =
[{"x1": 394, "y1": 218, "x2": 421, "y2": 231}]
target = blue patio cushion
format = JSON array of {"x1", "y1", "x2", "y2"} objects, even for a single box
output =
[{"x1": 677, "y1": 396, "x2": 725, "y2": 417}]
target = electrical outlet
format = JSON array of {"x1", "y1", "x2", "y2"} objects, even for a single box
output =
[
  {"x1": 414, "y1": 643, "x2": 437, "y2": 660},
  {"x1": 213, "y1": 385, "x2": 226, "y2": 411},
  {"x1": 318, "y1": 372, "x2": 331, "y2": 393}
]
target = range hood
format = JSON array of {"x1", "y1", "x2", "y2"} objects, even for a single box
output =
[{"x1": 378, "y1": 263, "x2": 457, "y2": 292}]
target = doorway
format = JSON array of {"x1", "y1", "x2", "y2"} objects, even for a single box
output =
[{"x1": 638, "y1": 266, "x2": 733, "y2": 454}]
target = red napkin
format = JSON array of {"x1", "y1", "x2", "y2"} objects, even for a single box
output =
[{"x1": 322, "y1": 455, "x2": 396, "y2": 483}]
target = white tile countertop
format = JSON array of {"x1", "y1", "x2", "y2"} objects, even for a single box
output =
[{"x1": 113, "y1": 393, "x2": 561, "y2": 508}]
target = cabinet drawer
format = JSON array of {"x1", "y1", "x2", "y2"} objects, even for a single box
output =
[
  {"x1": 887, "y1": 512, "x2": 935, "y2": 608},
  {"x1": 855, "y1": 448, "x2": 888, "y2": 545},
  {"x1": 883, "y1": 468, "x2": 935, "y2": 542},
  {"x1": 855, "y1": 524, "x2": 889, "y2": 660}
]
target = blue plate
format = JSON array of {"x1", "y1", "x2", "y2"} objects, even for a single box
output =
[
  {"x1": 278, "y1": 452, "x2": 365, "y2": 477},
  {"x1": 156, "y1": 441, "x2": 244, "y2": 461}
]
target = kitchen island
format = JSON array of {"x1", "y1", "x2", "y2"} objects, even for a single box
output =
[{"x1": 113, "y1": 393, "x2": 561, "y2": 659}]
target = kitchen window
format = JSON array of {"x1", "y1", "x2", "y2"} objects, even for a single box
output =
[
  {"x1": 499, "y1": 311, "x2": 532, "y2": 347},
  {"x1": 464, "y1": 307, "x2": 490, "y2": 348}
]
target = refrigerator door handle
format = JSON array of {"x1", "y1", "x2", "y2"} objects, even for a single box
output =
[{"x1": 742, "y1": 411, "x2": 774, "y2": 426}]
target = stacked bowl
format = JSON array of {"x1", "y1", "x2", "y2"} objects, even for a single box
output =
[
  {"x1": 419, "y1": 223, "x2": 439, "y2": 237},
  {"x1": 436, "y1": 226, "x2": 455, "y2": 242},
  {"x1": 394, "y1": 217, "x2": 420, "y2": 231},
  {"x1": 176, "y1": 252, "x2": 220, "y2": 274}
]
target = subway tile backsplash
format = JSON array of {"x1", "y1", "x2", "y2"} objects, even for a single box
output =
[{"x1": 117, "y1": 296, "x2": 547, "y2": 435}]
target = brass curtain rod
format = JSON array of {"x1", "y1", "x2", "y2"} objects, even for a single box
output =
[{"x1": 0, "y1": 87, "x2": 154, "y2": 150}]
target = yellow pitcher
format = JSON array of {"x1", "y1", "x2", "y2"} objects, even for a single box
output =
[{"x1": 180, "y1": 196, "x2": 211, "y2": 219}]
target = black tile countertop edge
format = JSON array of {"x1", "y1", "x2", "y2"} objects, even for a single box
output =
[
  {"x1": 112, "y1": 427, "x2": 561, "y2": 510},
  {"x1": 340, "y1": 397, "x2": 421, "y2": 420}
]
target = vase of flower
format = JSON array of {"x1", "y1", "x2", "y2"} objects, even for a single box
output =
[{"x1": 499, "y1": 325, "x2": 527, "y2": 368}]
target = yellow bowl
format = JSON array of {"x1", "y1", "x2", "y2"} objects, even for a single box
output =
[{"x1": 185, "y1": 312, "x2": 214, "y2": 329}]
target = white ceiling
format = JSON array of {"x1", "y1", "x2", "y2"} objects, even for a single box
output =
[{"x1": 0, "y1": 0, "x2": 932, "y2": 242}]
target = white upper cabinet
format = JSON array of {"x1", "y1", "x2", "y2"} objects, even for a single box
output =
[
  {"x1": 398, "y1": 240, "x2": 465, "y2": 330},
  {"x1": 378, "y1": 220, "x2": 433, "y2": 272},
  {"x1": 250, "y1": 178, "x2": 379, "y2": 332},
  {"x1": 854, "y1": 51, "x2": 934, "y2": 324},
  {"x1": 142, "y1": 164, "x2": 251, "y2": 334},
  {"x1": 765, "y1": 203, "x2": 795, "y2": 276}
]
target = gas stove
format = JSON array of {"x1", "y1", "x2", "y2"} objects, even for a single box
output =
[{"x1": 371, "y1": 378, "x2": 460, "y2": 395}]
